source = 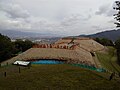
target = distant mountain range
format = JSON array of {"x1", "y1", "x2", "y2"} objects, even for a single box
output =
[
  {"x1": 79, "y1": 29, "x2": 120, "y2": 41},
  {"x1": 1, "y1": 29, "x2": 120, "y2": 41},
  {"x1": 0, "y1": 30, "x2": 59, "y2": 39}
]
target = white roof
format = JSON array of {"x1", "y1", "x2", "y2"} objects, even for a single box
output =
[{"x1": 13, "y1": 61, "x2": 30, "y2": 66}]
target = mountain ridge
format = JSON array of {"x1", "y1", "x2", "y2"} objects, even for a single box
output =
[
  {"x1": 79, "y1": 29, "x2": 120, "y2": 41},
  {"x1": 0, "y1": 30, "x2": 60, "y2": 39}
]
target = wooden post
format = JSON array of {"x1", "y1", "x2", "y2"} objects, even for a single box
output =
[
  {"x1": 19, "y1": 67, "x2": 21, "y2": 73},
  {"x1": 6, "y1": 62, "x2": 8, "y2": 66},
  {"x1": 4, "y1": 72, "x2": 6, "y2": 77},
  {"x1": 28, "y1": 65, "x2": 30, "y2": 69},
  {"x1": 28, "y1": 63, "x2": 31, "y2": 69}
]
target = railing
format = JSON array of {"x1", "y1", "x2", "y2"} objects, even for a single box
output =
[{"x1": 71, "y1": 64, "x2": 106, "y2": 72}]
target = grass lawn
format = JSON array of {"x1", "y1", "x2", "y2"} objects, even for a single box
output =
[
  {"x1": 0, "y1": 64, "x2": 120, "y2": 90},
  {"x1": 96, "y1": 46, "x2": 120, "y2": 73}
]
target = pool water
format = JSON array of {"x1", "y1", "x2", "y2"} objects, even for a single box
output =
[{"x1": 31, "y1": 60, "x2": 64, "y2": 64}]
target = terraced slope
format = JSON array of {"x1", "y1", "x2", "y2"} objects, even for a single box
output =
[
  {"x1": 56, "y1": 38, "x2": 104, "y2": 52},
  {"x1": 2, "y1": 48, "x2": 95, "y2": 66},
  {"x1": 75, "y1": 39, "x2": 104, "y2": 51},
  {"x1": 1, "y1": 37, "x2": 104, "y2": 67}
]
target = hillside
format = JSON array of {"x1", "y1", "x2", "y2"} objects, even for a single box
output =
[
  {"x1": 79, "y1": 29, "x2": 120, "y2": 41},
  {"x1": 0, "y1": 64, "x2": 120, "y2": 90},
  {"x1": 0, "y1": 38, "x2": 120, "y2": 90},
  {"x1": 96, "y1": 46, "x2": 120, "y2": 73}
]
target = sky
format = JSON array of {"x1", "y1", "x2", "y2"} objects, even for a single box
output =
[{"x1": 0, "y1": 0, "x2": 117, "y2": 36}]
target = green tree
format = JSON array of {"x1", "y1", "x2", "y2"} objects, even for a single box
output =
[
  {"x1": 114, "y1": 1, "x2": 120, "y2": 27},
  {"x1": 14, "y1": 39, "x2": 33, "y2": 52},
  {"x1": 0, "y1": 34, "x2": 15, "y2": 62},
  {"x1": 94, "y1": 38, "x2": 114, "y2": 46},
  {"x1": 114, "y1": 1, "x2": 120, "y2": 64},
  {"x1": 0, "y1": 34, "x2": 33, "y2": 62},
  {"x1": 115, "y1": 38, "x2": 120, "y2": 64},
  {"x1": 22, "y1": 40, "x2": 33, "y2": 51},
  {"x1": 14, "y1": 39, "x2": 24, "y2": 52},
  {"x1": 115, "y1": 38, "x2": 120, "y2": 50}
]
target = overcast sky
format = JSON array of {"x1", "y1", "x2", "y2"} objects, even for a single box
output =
[{"x1": 0, "y1": 0, "x2": 117, "y2": 36}]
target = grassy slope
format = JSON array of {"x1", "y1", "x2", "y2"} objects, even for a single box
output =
[
  {"x1": 0, "y1": 64, "x2": 120, "y2": 90},
  {"x1": 96, "y1": 46, "x2": 120, "y2": 73}
]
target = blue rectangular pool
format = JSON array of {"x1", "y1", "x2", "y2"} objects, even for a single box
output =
[{"x1": 31, "y1": 60, "x2": 65, "y2": 64}]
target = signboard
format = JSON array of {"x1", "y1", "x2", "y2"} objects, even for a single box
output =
[{"x1": 13, "y1": 61, "x2": 30, "y2": 66}]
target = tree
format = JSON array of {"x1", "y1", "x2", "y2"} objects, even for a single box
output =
[
  {"x1": 14, "y1": 39, "x2": 24, "y2": 52},
  {"x1": 0, "y1": 34, "x2": 15, "y2": 62},
  {"x1": 114, "y1": 1, "x2": 120, "y2": 64},
  {"x1": 14, "y1": 39, "x2": 33, "y2": 52},
  {"x1": 115, "y1": 38, "x2": 120, "y2": 64},
  {"x1": 114, "y1": 1, "x2": 120, "y2": 27},
  {"x1": 23, "y1": 40, "x2": 33, "y2": 51},
  {"x1": 0, "y1": 34, "x2": 34, "y2": 62},
  {"x1": 94, "y1": 38, "x2": 114, "y2": 46},
  {"x1": 115, "y1": 38, "x2": 120, "y2": 50}
]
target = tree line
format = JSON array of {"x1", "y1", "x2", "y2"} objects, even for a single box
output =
[
  {"x1": 114, "y1": 1, "x2": 120, "y2": 65},
  {"x1": 0, "y1": 33, "x2": 33, "y2": 62},
  {"x1": 115, "y1": 39, "x2": 120, "y2": 65},
  {"x1": 94, "y1": 37, "x2": 120, "y2": 64}
]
